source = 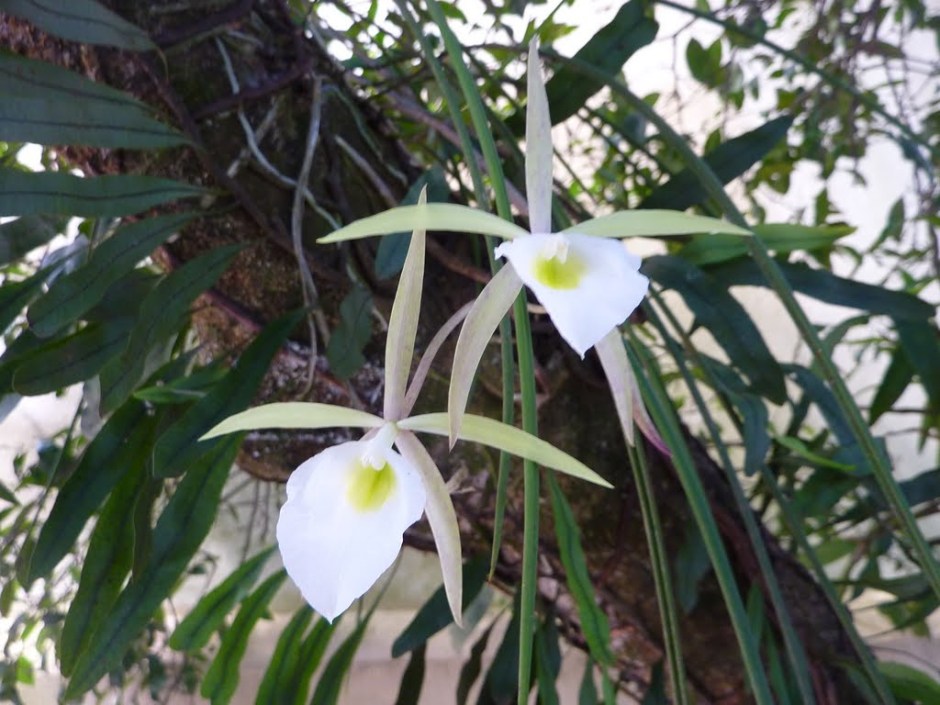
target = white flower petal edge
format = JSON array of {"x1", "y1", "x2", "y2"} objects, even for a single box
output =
[
  {"x1": 276, "y1": 438, "x2": 426, "y2": 622},
  {"x1": 495, "y1": 232, "x2": 649, "y2": 357}
]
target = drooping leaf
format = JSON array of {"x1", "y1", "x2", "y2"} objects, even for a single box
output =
[
  {"x1": 869, "y1": 347, "x2": 914, "y2": 425},
  {"x1": 325, "y1": 284, "x2": 373, "y2": 380},
  {"x1": 0, "y1": 215, "x2": 66, "y2": 266},
  {"x1": 645, "y1": 255, "x2": 787, "y2": 403},
  {"x1": 678, "y1": 223, "x2": 852, "y2": 266},
  {"x1": 508, "y1": 0, "x2": 658, "y2": 132},
  {"x1": 26, "y1": 399, "x2": 155, "y2": 583},
  {"x1": 482, "y1": 593, "x2": 524, "y2": 702},
  {"x1": 895, "y1": 318, "x2": 940, "y2": 415},
  {"x1": 399, "y1": 412, "x2": 612, "y2": 487},
  {"x1": 707, "y1": 258, "x2": 934, "y2": 321},
  {"x1": 0, "y1": 170, "x2": 203, "y2": 217},
  {"x1": 534, "y1": 615, "x2": 561, "y2": 705},
  {"x1": 0, "y1": 0, "x2": 155, "y2": 50},
  {"x1": 309, "y1": 614, "x2": 371, "y2": 705},
  {"x1": 58, "y1": 464, "x2": 144, "y2": 675},
  {"x1": 28, "y1": 212, "x2": 195, "y2": 337},
  {"x1": 12, "y1": 318, "x2": 133, "y2": 395},
  {"x1": 456, "y1": 624, "x2": 493, "y2": 705},
  {"x1": 200, "y1": 570, "x2": 288, "y2": 705},
  {"x1": 169, "y1": 547, "x2": 276, "y2": 652},
  {"x1": 64, "y1": 437, "x2": 240, "y2": 700},
  {"x1": 98, "y1": 243, "x2": 242, "y2": 413},
  {"x1": 546, "y1": 475, "x2": 613, "y2": 665},
  {"x1": 0, "y1": 268, "x2": 53, "y2": 335},
  {"x1": 153, "y1": 310, "x2": 303, "y2": 478},
  {"x1": 253, "y1": 605, "x2": 315, "y2": 705},
  {"x1": 392, "y1": 644, "x2": 427, "y2": 705},
  {"x1": 878, "y1": 661, "x2": 940, "y2": 703},
  {"x1": 391, "y1": 558, "x2": 488, "y2": 658},
  {"x1": 280, "y1": 617, "x2": 338, "y2": 705},
  {"x1": 639, "y1": 116, "x2": 792, "y2": 211}
]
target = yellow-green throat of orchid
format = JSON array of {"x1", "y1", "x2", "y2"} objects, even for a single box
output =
[{"x1": 533, "y1": 235, "x2": 585, "y2": 289}]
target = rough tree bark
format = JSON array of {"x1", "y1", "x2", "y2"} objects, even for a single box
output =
[{"x1": 0, "y1": 2, "x2": 865, "y2": 702}]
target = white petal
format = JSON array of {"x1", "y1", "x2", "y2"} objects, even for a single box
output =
[
  {"x1": 496, "y1": 233, "x2": 649, "y2": 357},
  {"x1": 277, "y1": 440, "x2": 426, "y2": 621}
]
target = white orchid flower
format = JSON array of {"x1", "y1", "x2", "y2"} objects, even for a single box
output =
[
  {"x1": 276, "y1": 425, "x2": 425, "y2": 621},
  {"x1": 202, "y1": 191, "x2": 612, "y2": 624},
  {"x1": 317, "y1": 40, "x2": 749, "y2": 450}
]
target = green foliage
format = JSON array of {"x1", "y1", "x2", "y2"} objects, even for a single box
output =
[{"x1": 0, "y1": 0, "x2": 937, "y2": 703}]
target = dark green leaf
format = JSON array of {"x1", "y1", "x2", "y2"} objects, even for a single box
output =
[
  {"x1": 678, "y1": 223, "x2": 852, "y2": 266},
  {"x1": 0, "y1": 269, "x2": 52, "y2": 335},
  {"x1": 640, "y1": 662, "x2": 667, "y2": 705},
  {"x1": 26, "y1": 400, "x2": 155, "y2": 583},
  {"x1": 706, "y1": 259, "x2": 934, "y2": 321},
  {"x1": 201, "y1": 570, "x2": 287, "y2": 705},
  {"x1": 508, "y1": 0, "x2": 658, "y2": 132},
  {"x1": 392, "y1": 557, "x2": 488, "y2": 657},
  {"x1": 0, "y1": 95, "x2": 185, "y2": 149},
  {"x1": 686, "y1": 38, "x2": 723, "y2": 87},
  {"x1": 869, "y1": 348, "x2": 914, "y2": 424},
  {"x1": 12, "y1": 318, "x2": 133, "y2": 395},
  {"x1": 325, "y1": 285, "x2": 373, "y2": 380},
  {"x1": 0, "y1": 170, "x2": 203, "y2": 217},
  {"x1": 456, "y1": 624, "x2": 493, "y2": 705},
  {"x1": 0, "y1": 215, "x2": 65, "y2": 266},
  {"x1": 0, "y1": 0, "x2": 154, "y2": 50},
  {"x1": 534, "y1": 616, "x2": 561, "y2": 705},
  {"x1": 310, "y1": 615, "x2": 371, "y2": 705},
  {"x1": 98, "y1": 244, "x2": 242, "y2": 413},
  {"x1": 482, "y1": 594, "x2": 523, "y2": 703},
  {"x1": 28, "y1": 212, "x2": 195, "y2": 337},
  {"x1": 673, "y1": 521, "x2": 711, "y2": 614},
  {"x1": 153, "y1": 309, "x2": 302, "y2": 478},
  {"x1": 59, "y1": 463, "x2": 144, "y2": 675},
  {"x1": 878, "y1": 661, "x2": 940, "y2": 703},
  {"x1": 169, "y1": 547, "x2": 276, "y2": 652},
  {"x1": 64, "y1": 437, "x2": 239, "y2": 700},
  {"x1": 0, "y1": 54, "x2": 145, "y2": 105},
  {"x1": 285, "y1": 617, "x2": 338, "y2": 705},
  {"x1": 393, "y1": 644, "x2": 427, "y2": 705},
  {"x1": 0, "y1": 477, "x2": 17, "y2": 505},
  {"x1": 640, "y1": 116, "x2": 792, "y2": 211},
  {"x1": 895, "y1": 318, "x2": 940, "y2": 415},
  {"x1": 546, "y1": 476, "x2": 612, "y2": 664},
  {"x1": 254, "y1": 606, "x2": 315, "y2": 705},
  {"x1": 645, "y1": 255, "x2": 787, "y2": 403},
  {"x1": 578, "y1": 660, "x2": 598, "y2": 705}
]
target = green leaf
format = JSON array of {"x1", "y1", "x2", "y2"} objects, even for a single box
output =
[
  {"x1": 281, "y1": 617, "x2": 338, "y2": 705},
  {"x1": 678, "y1": 223, "x2": 852, "y2": 266},
  {"x1": 98, "y1": 244, "x2": 242, "y2": 413},
  {"x1": 0, "y1": 269, "x2": 53, "y2": 335},
  {"x1": 58, "y1": 463, "x2": 144, "y2": 675},
  {"x1": 895, "y1": 318, "x2": 940, "y2": 415},
  {"x1": 775, "y1": 435, "x2": 855, "y2": 472},
  {"x1": 28, "y1": 213, "x2": 195, "y2": 337},
  {"x1": 640, "y1": 116, "x2": 792, "y2": 211},
  {"x1": 0, "y1": 215, "x2": 65, "y2": 266},
  {"x1": 566, "y1": 210, "x2": 751, "y2": 239},
  {"x1": 878, "y1": 661, "x2": 940, "y2": 703},
  {"x1": 169, "y1": 547, "x2": 275, "y2": 652},
  {"x1": 534, "y1": 615, "x2": 561, "y2": 705},
  {"x1": 399, "y1": 412, "x2": 612, "y2": 488},
  {"x1": 509, "y1": 0, "x2": 658, "y2": 132},
  {"x1": 391, "y1": 558, "x2": 488, "y2": 658},
  {"x1": 707, "y1": 258, "x2": 935, "y2": 321},
  {"x1": 253, "y1": 605, "x2": 315, "y2": 705},
  {"x1": 0, "y1": 0, "x2": 155, "y2": 50},
  {"x1": 456, "y1": 624, "x2": 493, "y2": 705},
  {"x1": 26, "y1": 400, "x2": 155, "y2": 583},
  {"x1": 309, "y1": 615, "x2": 371, "y2": 705},
  {"x1": 392, "y1": 644, "x2": 427, "y2": 705},
  {"x1": 0, "y1": 170, "x2": 203, "y2": 217},
  {"x1": 545, "y1": 477, "x2": 612, "y2": 665},
  {"x1": 686, "y1": 38, "x2": 723, "y2": 87},
  {"x1": 153, "y1": 310, "x2": 303, "y2": 478},
  {"x1": 200, "y1": 402, "x2": 384, "y2": 440},
  {"x1": 319, "y1": 203, "x2": 528, "y2": 244},
  {"x1": 325, "y1": 285, "x2": 373, "y2": 380},
  {"x1": 645, "y1": 255, "x2": 787, "y2": 403},
  {"x1": 64, "y1": 437, "x2": 239, "y2": 700},
  {"x1": 0, "y1": 95, "x2": 185, "y2": 149},
  {"x1": 869, "y1": 347, "x2": 914, "y2": 424},
  {"x1": 201, "y1": 570, "x2": 288, "y2": 705},
  {"x1": 12, "y1": 318, "x2": 133, "y2": 395},
  {"x1": 482, "y1": 593, "x2": 523, "y2": 702},
  {"x1": 578, "y1": 660, "x2": 598, "y2": 705}
]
